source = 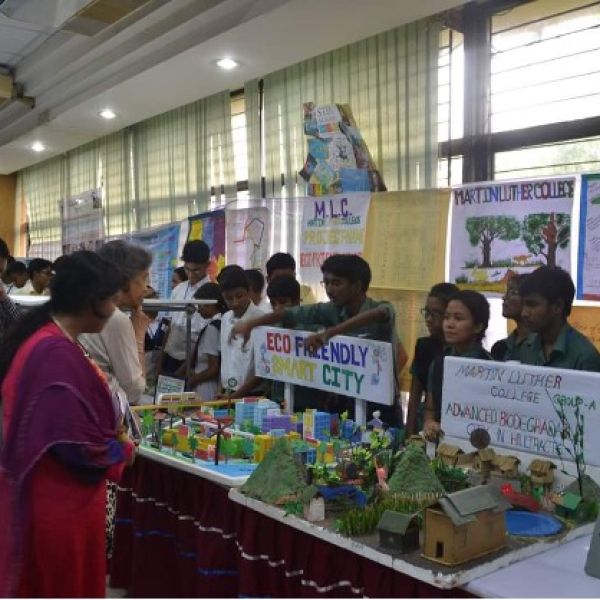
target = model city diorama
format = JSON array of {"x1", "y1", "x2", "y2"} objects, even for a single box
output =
[{"x1": 135, "y1": 391, "x2": 600, "y2": 572}]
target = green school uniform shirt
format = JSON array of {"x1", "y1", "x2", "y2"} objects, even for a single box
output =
[
  {"x1": 428, "y1": 343, "x2": 492, "y2": 422},
  {"x1": 491, "y1": 330, "x2": 528, "y2": 362},
  {"x1": 281, "y1": 297, "x2": 396, "y2": 343},
  {"x1": 519, "y1": 323, "x2": 600, "y2": 372},
  {"x1": 282, "y1": 297, "x2": 400, "y2": 401}
]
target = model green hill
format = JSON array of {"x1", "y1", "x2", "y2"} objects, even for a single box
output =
[
  {"x1": 241, "y1": 437, "x2": 307, "y2": 504},
  {"x1": 387, "y1": 444, "x2": 445, "y2": 496}
]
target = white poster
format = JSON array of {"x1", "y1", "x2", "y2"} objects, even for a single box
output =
[
  {"x1": 449, "y1": 177, "x2": 575, "y2": 295},
  {"x1": 60, "y1": 188, "x2": 104, "y2": 254},
  {"x1": 225, "y1": 207, "x2": 270, "y2": 269},
  {"x1": 577, "y1": 174, "x2": 600, "y2": 300},
  {"x1": 299, "y1": 193, "x2": 371, "y2": 299},
  {"x1": 253, "y1": 326, "x2": 394, "y2": 404},
  {"x1": 441, "y1": 356, "x2": 600, "y2": 466}
]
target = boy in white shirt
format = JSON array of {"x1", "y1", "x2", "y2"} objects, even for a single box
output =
[
  {"x1": 159, "y1": 240, "x2": 211, "y2": 374},
  {"x1": 218, "y1": 266, "x2": 266, "y2": 395}
]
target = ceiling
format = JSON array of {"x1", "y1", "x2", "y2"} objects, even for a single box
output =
[{"x1": 0, "y1": 0, "x2": 468, "y2": 175}]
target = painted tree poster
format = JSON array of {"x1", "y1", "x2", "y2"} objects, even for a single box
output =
[{"x1": 449, "y1": 177, "x2": 575, "y2": 294}]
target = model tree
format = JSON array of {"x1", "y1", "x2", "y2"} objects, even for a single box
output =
[
  {"x1": 188, "y1": 436, "x2": 199, "y2": 463},
  {"x1": 465, "y1": 216, "x2": 520, "y2": 268},
  {"x1": 553, "y1": 394, "x2": 586, "y2": 496},
  {"x1": 522, "y1": 212, "x2": 570, "y2": 268}
]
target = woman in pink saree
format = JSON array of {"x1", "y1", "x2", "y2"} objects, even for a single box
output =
[{"x1": 0, "y1": 251, "x2": 135, "y2": 597}]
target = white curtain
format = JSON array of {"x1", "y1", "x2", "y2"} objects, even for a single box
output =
[
  {"x1": 246, "y1": 18, "x2": 440, "y2": 198},
  {"x1": 133, "y1": 90, "x2": 235, "y2": 229},
  {"x1": 19, "y1": 157, "x2": 64, "y2": 259},
  {"x1": 19, "y1": 91, "x2": 236, "y2": 251}
]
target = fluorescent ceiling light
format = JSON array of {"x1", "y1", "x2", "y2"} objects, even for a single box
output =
[
  {"x1": 99, "y1": 108, "x2": 116, "y2": 120},
  {"x1": 31, "y1": 141, "x2": 45, "y2": 152},
  {"x1": 216, "y1": 57, "x2": 239, "y2": 70}
]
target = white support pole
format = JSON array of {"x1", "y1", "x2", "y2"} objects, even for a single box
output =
[
  {"x1": 355, "y1": 398, "x2": 367, "y2": 427},
  {"x1": 283, "y1": 382, "x2": 295, "y2": 414}
]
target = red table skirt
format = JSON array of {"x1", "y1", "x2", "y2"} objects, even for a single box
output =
[{"x1": 110, "y1": 455, "x2": 471, "y2": 598}]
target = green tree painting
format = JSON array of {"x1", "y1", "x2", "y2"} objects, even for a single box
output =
[
  {"x1": 465, "y1": 216, "x2": 521, "y2": 268},
  {"x1": 522, "y1": 212, "x2": 570, "y2": 268}
]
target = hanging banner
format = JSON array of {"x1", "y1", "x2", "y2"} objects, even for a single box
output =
[
  {"x1": 441, "y1": 356, "x2": 600, "y2": 466},
  {"x1": 60, "y1": 188, "x2": 104, "y2": 254},
  {"x1": 129, "y1": 223, "x2": 181, "y2": 298},
  {"x1": 449, "y1": 177, "x2": 575, "y2": 295},
  {"x1": 225, "y1": 206, "x2": 270, "y2": 269},
  {"x1": 577, "y1": 174, "x2": 600, "y2": 299},
  {"x1": 299, "y1": 193, "x2": 371, "y2": 298},
  {"x1": 253, "y1": 326, "x2": 394, "y2": 404},
  {"x1": 188, "y1": 209, "x2": 226, "y2": 280}
]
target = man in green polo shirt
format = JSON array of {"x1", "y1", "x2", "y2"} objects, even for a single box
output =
[
  {"x1": 519, "y1": 266, "x2": 600, "y2": 371},
  {"x1": 230, "y1": 254, "x2": 407, "y2": 424}
]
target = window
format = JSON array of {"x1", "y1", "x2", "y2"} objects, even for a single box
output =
[
  {"x1": 491, "y1": 0, "x2": 600, "y2": 132},
  {"x1": 438, "y1": 0, "x2": 600, "y2": 184},
  {"x1": 495, "y1": 135, "x2": 600, "y2": 179}
]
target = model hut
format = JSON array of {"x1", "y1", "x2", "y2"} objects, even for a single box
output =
[
  {"x1": 377, "y1": 510, "x2": 420, "y2": 554},
  {"x1": 493, "y1": 455, "x2": 521, "y2": 478},
  {"x1": 423, "y1": 485, "x2": 511, "y2": 566},
  {"x1": 437, "y1": 443, "x2": 464, "y2": 467},
  {"x1": 528, "y1": 459, "x2": 556, "y2": 486}
]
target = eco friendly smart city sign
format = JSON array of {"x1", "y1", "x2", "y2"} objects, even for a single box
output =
[{"x1": 253, "y1": 327, "x2": 394, "y2": 405}]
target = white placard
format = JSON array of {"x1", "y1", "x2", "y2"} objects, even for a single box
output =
[
  {"x1": 299, "y1": 193, "x2": 371, "y2": 301},
  {"x1": 253, "y1": 327, "x2": 394, "y2": 405},
  {"x1": 441, "y1": 356, "x2": 600, "y2": 465}
]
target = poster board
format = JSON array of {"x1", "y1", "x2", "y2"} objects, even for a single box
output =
[
  {"x1": 362, "y1": 190, "x2": 449, "y2": 391},
  {"x1": 299, "y1": 193, "x2": 371, "y2": 298},
  {"x1": 577, "y1": 174, "x2": 600, "y2": 299},
  {"x1": 449, "y1": 177, "x2": 575, "y2": 294},
  {"x1": 299, "y1": 103, "x2": 385, "y2": 196},
  {"x1": 253, "y1": 326, "x2": 394, "y2": 404},
  {"x1": 225, "y1": 206, "x2": 270, "y2": 269},
  {"x1": 569, "y1": 306, "x2": 600, "y2": 353},
  {"x1": 363, "y1": 190, "x2": 449, "y2": 291},
  {"x1": 60, "y1": 188, "x2": 104, "y2": 254},
  {"x1": 129, "y1": 223, "x2": 181, "y2": 298},
  {"x1": 188, "y1": 209, "x2": 226, "y2": 280},
  {"x1": 441, "y1": 356, "x2": 600, "y2": 466}
]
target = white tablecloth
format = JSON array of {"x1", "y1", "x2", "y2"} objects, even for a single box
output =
[{"x1": 466, "y1": 535, "x2": 600, "y2": 598}]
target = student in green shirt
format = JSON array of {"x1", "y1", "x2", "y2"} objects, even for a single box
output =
[
  {"x1": 424, "y1": 290, "x2": 491, "y2": 441},
  {"x1": 491, "y1": 273, "x2": 530, "y2": 362},
  {"x1": 230, "y1": 254, "x2": 408, "y2": 424},
  {"x1": 231, "y1": 274, "x2": 325, "y2": 410},
  {"x1": 518, "y1": 266, "x2": 600, "y2": 371}
]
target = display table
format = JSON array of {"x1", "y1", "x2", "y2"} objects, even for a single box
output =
[
  {"x1": 110, "y1": 452, "x2": 239, "y2": 598},
  {"x1": 111, "y1": 450, "x2": 598, "y2": 598},
  {"x1": 110, "y1": 451, "x2": 465, "y2": 598},
  {"x1": 465, "y1": 534, "x2": 600, "y2": 598}
]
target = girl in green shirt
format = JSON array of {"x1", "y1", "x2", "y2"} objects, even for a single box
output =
[{"x1": 424, "y1": 290, "x2": 491, "y2": 441}]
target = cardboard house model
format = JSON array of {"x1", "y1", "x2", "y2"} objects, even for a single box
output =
[
  {"x1": 473, "y1": 447, "x2": 496, "y2": 471},
  {"x1": 423, "y1": 485, "x2": 511, "y2": 566},
  {"x1": 554, "y1": 492, "x2": 583, "y2": 519},
  {"x1": 529, "y1": 459, "x2": 557, "y2": 486},
  {"x1": 437, "y1": 443, "x2": 464, "y2": 467},
  {"x1": 493, "y1": 455, "x2": 521, "y2": 479},
  {"x1": 377, "y1": 510, "x2": 420, "y2": 554}
]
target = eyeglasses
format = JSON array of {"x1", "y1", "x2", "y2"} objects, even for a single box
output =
[
  {"x1": 420, "y1": 307, "x2": 444, "y2": 319},
  {"x1": 184, "y1": 266, "x2": 205, "y2": 274}
]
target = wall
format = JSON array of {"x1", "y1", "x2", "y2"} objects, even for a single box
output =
[{"x1": 0, "y1": 174, "x2": 16, "y2": 252}]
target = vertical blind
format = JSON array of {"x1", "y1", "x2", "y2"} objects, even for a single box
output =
[{"x1": 18, "y1": 90, "x2": 235, "y2": 252}]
